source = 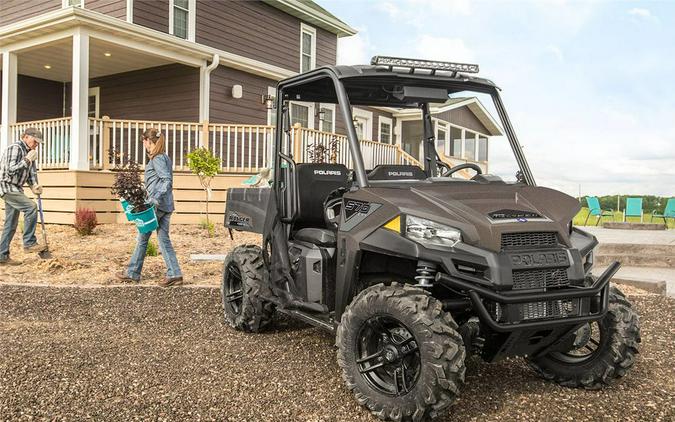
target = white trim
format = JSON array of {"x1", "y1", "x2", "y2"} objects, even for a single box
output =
[
  {"x1": 266, "y1": 86, "x2": 277, "y2": 126},
  {"x1": 70, "y1": 28, "x2": 90, "y2": 171},
  {"x1": 378, "y1": 115, "x2": 393, "y2": 144},
  {"x1": 352, "y1": 107, "x2": 373, "y2": 141},
  {"x1": 261, "y1": 0, "x2": 357, "y2": 37},
  {"x1": 88, "y1": 86, "x2": 100, "y2": 118},
  {"x1": 318, "y1": 103, "x2": 336, "y2": 133},
  {"x1": 169, "y1": 0, "x2": 196, "y2": 42},
  {"x1": 300, "y1": 23, "x2": 317, "y2": 72},
  {"x1": 126, "y1": 0, "x2": 133, "y2": 23},
  {"x1": 1, "y1": 51, "x2": 18, "y2": 150},
  {"x1": 0, "y1": 8, "x2": 294, "y2": 81}
]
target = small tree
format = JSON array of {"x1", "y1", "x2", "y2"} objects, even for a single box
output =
[
  {"x1": 186, "y1": 148, "x2": 220, "y2": 225},
  {"x1": 111, "y1": 158, "x2": 147, "y2": 213},
  {"x1": 307, "y1": 142, "x2": 328, "y2": 163}
]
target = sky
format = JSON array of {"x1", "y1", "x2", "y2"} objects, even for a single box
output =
[{"x1": 317, "y1": 0, "x2": 675, "y2": 197}]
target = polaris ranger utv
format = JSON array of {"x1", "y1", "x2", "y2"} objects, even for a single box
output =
[{"x1": 221, "y1": 56, "x2": 640, "y2": 421}]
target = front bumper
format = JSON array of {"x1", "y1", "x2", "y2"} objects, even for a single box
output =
[{"x1": 435, "y1": 261, "x2": 620, "y2": 332}]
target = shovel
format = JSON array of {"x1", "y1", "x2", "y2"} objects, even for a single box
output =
[{"x1": 36, "y1": 195, "x2": 52, "y2": 259}]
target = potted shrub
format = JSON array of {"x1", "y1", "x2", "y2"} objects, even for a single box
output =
[{"x1": 111, "y1": 158, "x2": 158, "y2": 233}]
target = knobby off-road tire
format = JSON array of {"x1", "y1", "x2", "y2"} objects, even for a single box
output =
[
  {"x1": 528, "y1": 285, "x2": 641, "y2": 389},
  {"x1": 221, "y1": 245, "x2": 275, "y2": 332},
  {"x1": 336, "y1": 283, "x2": 466, "y2": 422}
]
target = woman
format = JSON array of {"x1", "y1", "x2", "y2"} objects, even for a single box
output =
[{"x1": 118, "y1": 128, "x2": 183, "y2": 286}]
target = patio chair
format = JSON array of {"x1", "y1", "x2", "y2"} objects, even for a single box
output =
[
  {"x1": 651, "y1": 198, "x2": 675, "y2": 226},
  {"x1": 624, "y1": 197, "x2": 643, "y2": 222},
  {"x1": 584, "y1": 196, "x2": 614, "y2": 226}
]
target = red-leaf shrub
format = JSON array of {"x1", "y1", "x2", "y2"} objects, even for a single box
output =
[{"x1": 74, "y1": 208, "x2": 98, "y2": 236}]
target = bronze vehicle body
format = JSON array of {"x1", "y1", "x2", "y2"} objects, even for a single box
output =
[{"x1": 221, "y1": 57, "x2": 641, "y2": 422}]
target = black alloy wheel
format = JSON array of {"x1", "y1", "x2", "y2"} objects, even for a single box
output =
[
  {"x1": 223, "y1": 262, "x2": 244, "y2": 315},
  {"x1": 356, "y1": 315, "x2": 421, "y2": 396}
]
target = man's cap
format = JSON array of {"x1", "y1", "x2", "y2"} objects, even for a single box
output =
[{"x1": 23, "y1": 127, "x2": 43, "y2": 142}]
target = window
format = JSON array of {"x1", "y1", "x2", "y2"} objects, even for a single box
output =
[
  {"x1": 379, "y1": 116, "x2": 393, "y2": 144},
  {"x1": 319, "y1": 105, "x2": 335, "y2": 133},
  {"x1": 266, "y1": 86, "x2": 277, "y2": 126},
  {"x1": 300, "y1": 23, "x2": 317, "y2": 72},
  {"x1": 352, "y1": 108, "x2": 373, "y2": 141},
  {"x1": 88, "y1": 87, "x2": 100, "y2": 118},
  {"x1": 450, "y1": 127, "x2": 462, "y2": 157},
  {"x1": 478, "y1": 136, "x2": 488, "y2": 161},
  {"x1": 464, "y1": 132, "x2": 476, "y2": 161},
  {"x1": 170, "y1": 0, "x2": 195, "y2": 41},
  {"x1": 63, "y1": 0, "x2": 83, "y2": 6},
  {"x1": 290, "y1": 103, "x2": 314, "y2": 129},
  {"x1": 436, "y1": 121, "x2": 448, "y2": 154}
]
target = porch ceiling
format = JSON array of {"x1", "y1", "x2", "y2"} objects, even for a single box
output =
[{"x1": 15, "y1": 38, "x2": 175, "y2": 83}]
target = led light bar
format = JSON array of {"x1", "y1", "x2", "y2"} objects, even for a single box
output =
[{"x1": 371, "y1": 56, "x2": 480, "y2": 73}]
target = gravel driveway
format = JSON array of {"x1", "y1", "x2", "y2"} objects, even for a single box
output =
[{"x1": 1, "y1": 284, "x2": 673, "y2": 421}]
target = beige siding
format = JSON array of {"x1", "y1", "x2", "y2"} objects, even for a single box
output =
[
  {"x1": 86, "y1": 0, "x2": 127, "y2": 20},
  {"x1": 0, "y1": 0, "x2": 61, "y2": 26}
]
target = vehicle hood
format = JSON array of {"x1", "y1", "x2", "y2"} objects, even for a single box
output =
[{"x1": 363, "y1": 182, "x2": 580, "y2": 252}]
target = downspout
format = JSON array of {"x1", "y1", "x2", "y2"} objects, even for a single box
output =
[{"x1": 200, "y1": 54, "x2": 220, "y2": 124}]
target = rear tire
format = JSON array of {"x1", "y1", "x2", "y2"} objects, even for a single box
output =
[
  {"x1": 336, "y1": 283, "x2": 465, "y2": 422},
  {"x1": 221, "y1": 245, "x2": 275, "y2": 332},
  {"x1": 528, "y1": 285, "x2": 641, "y2": 389}
]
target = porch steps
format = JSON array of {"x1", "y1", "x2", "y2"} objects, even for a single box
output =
[
  {"x1": 594, "y1": 265, "x2": 674, "y2": 297},
  {"x1": 595, "y1": 244, "x2": 675, "y2": 269},
  {"x1": 602, "y1": 222, "x2": 667, "y2": 230}
]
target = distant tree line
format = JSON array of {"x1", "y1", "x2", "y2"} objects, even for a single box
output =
[{"x1": 579, "y1": 195, "x2": 673, "y2": 213}]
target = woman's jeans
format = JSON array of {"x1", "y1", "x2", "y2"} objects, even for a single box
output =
[
  {"x1": 127, "y1": 210, "x2": 182, "y2": 280},
  {"x1": 0, "y1": 191, "x2": 39, "y2": 260}
]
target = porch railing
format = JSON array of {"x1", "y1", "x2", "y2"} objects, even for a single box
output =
[{"x1": 10, "y1": 118, "x2": 421, "y2": 173}]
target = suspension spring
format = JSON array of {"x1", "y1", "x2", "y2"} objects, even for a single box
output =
[{"x1": 415, "y1": 261, "x2": 437, "y2": 287}]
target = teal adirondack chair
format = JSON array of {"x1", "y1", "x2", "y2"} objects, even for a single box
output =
[
  {"x1": 651, "y1": 198, "x2": 675, "y2": 225},
  {"x1": 585, "y1": 196, "x2": 614, "y2": 226},
  {"x1": 624, "y1": 197, "x2": 643, "y2": 222}
]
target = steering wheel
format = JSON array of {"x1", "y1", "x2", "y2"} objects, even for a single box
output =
[
  {"x1": 324, "y1": 187, "x2": 347, "y2": 229},
  {"x1": 441, "y1": 163, "x2": 483, "y2": 177}
]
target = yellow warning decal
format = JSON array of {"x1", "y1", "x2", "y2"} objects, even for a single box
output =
[{"x1": 382, "y1": 215, "x2": 401, "y2": 233}]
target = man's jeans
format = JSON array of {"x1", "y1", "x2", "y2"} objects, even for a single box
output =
[
  {"x1": 127, "y1": 210, "x2": 182, "y2": 280},
  {"x1": 0, "y1": 191, "x2": 38, "y2": 260}
]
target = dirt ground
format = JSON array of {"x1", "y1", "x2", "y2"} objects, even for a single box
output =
[
  {"x1": 0, "y1": 284, "x2": 672, "y2": 421},
  {"x1": 0, "y1": 222, "x2": 260, "y2": 285}
]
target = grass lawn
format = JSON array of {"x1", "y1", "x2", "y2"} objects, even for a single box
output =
[{"x1": 573, "y1": 207, "x2": 675, "y2": 229}]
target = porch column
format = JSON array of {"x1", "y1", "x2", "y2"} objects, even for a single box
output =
[
  {"x1": 1, "y1": 51, "x2": 18, "y2": 151},
  {"x1": 70, "y1": 28, "x2": 90, "y2": 171}
]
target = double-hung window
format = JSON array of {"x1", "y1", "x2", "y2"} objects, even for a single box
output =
[
  {"x1": 319, "y1": 105, "x2": 335, "y2": 133},
  {"x1": 171, "y1": 0, "x2": 195, "y2": 41},
  {"x1": 379, "y1": 117, "x2": 393, "y2": 144},
  {"x1": 300, "y1": 23, "x2": 317, "y2": 72}
]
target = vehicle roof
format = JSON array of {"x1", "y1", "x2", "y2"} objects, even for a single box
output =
[{"x1": 279, "y1": 65, "x2": 500, "y2": 107}]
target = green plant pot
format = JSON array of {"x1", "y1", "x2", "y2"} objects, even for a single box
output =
[
  {"x1": 119, "y1": 198, "x2": 133, "y2": 221},
  {"x1": 129, "y1": 203, "x2": 158, "y2": 234}
]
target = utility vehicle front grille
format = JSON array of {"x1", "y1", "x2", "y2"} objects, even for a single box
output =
[
  {"x1": 501, "y1": 232, "x2": 558, "y2": 250},
  {"x1": 512, "y1": 268, "x2": 569, "y2": 290},
  {"x1": 517, "y1": 299, "x2": 580, "y2": 321}
]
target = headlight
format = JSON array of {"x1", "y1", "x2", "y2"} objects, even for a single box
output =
[{"x1": 405, "y1": 215, "x2": 462, "y2": 248}]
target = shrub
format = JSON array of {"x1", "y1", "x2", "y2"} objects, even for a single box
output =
[
  {"x1": 146, "y1": 239, "x2": 159, "y2": 257},
  {"x1": 199, "y1": 218, "x2": 215, "y2": 237},
  {"x1": 74, "y1": 208, "x2": 98, "y2": 235},
  {"x1": 111, "y1": 158, "x2": 147, "y2": 213},
  {"x1": 186, "y1": 148, "x2": 220, "y2": 224}
]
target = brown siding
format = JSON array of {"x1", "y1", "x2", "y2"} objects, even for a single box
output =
[
  {"x1": 17, "y1": 75, "x2": 65, "y2": 121},
  {"x1": 209, "y1": 65, "x2": 276, "y2": 124},
  {"x1": 0, "y1": 0, "x2": 61, "y2": 26},
  {"x1": 435, "y1": 105, "x2": 490, "y2": 135},
  {"x1": 316, "y1": 27, "x2": 337, "y2": 67},
  {"x1": 83, "y1": 64, "x2": 199, "y2": 121},
  {"x1": 196, "y1": 0, "x2": 301, "y2": 72},
  {"x1": 133, "y1": 0, "x2": 169, "y2": 33},
  {"x1": 86, "y1": 0, "x2": 126, "y2": 20}
]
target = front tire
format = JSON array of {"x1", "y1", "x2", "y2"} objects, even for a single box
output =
[
  {"x1": 221, "y1": 245, "x2": 275, "y2": 332},
  {"x1": 528, "y1": 285, "x2": 641, "y2": 389},
  {"x1": 336, "y1": 283, "x2": 466, "y2": 422}
]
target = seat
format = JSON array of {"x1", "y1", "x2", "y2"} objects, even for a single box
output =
[
  {"x1": 651, "y1": 198, "x2": 674, "y2": 226},
  {"x1": 584, "y1": 196, "x2": 614, "y2": 226},
  {"x1": 624, "y1": 197, "x2": 643, "y2": 222},
  {"x1": 293, "y1": 163, "x2": 349, "y2": 230},
  {"x1": 367, "y1": 165, "x2": 426, "y2": 181},
  {"x1": 294, "y1": 228, "x2": 336, "y2": 247}
]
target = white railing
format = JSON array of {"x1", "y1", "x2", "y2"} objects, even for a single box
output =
[
  {"x1": 207, "y1": 124, "x2": 275, "y2": 172},
  {"x1": 10, "y1": 118, "x2": 72, "y2": 169}
]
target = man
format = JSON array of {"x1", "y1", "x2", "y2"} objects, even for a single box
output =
[{"x1": 0, "y1": 127, "x2": 46, "y2": 266}]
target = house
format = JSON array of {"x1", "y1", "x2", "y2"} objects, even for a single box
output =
[{"x1": 0, "y1": 0, "x2": 500, "y2": 224}]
